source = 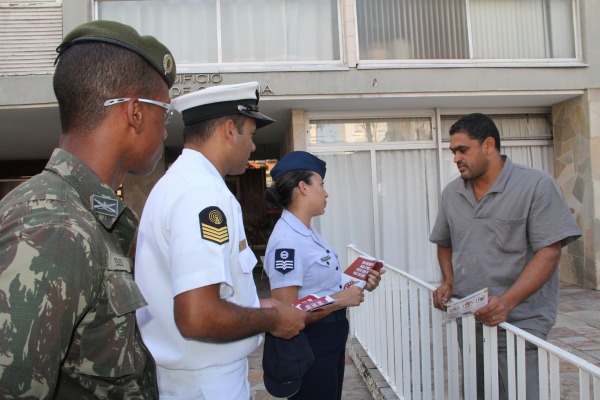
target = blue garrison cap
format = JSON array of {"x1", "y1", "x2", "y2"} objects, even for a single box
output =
[{"x1": 271, "y1": 151, "x2": 326, "y2": 181}]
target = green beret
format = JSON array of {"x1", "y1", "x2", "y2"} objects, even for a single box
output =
[{"x1": 56, "y1": 20, "x2": 176, "y2": 88}]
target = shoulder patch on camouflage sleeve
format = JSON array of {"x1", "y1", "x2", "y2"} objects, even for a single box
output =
[
  {"x1": 275, "y1": 248, "x2": 295, "y2": 274},
  {"x1": 199, "y1": 206, "x2": 229, "y2": 245}
]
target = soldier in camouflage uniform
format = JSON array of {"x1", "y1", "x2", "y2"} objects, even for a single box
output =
[{"x1": 0, "y1": 20, "x2": 176, "y2": 399}]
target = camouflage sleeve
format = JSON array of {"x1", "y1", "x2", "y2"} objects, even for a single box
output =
[{"x1": 0, "y1": 215, "x2": 99, "y2": 399}]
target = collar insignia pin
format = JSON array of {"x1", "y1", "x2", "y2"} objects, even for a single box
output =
[{"x1": 91, "y1": 195, "x2": 119, "y2": 217}]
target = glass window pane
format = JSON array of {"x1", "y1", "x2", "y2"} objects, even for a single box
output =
[
  {"x1": 356, "y1": 0, "x2": 469, "y2": 60},
  {"x1": 440, "y1": 115, "x2": 552, "y2": 141},
  {"x1": 441, "y1": 144, "x2": 554, "y2": 188},
  {"x1": 377, "y1": 149, "x2": 440, "y2": 281},
  {"x1": 470, "y1": 0, "x2": 575, "y2": 59},
  {"x1": 503, "y1": 145, "x2": 555, "y2": 175},
  {"x1": 221, "y1": 0, "x2": 340, "y2": 62},
  {"x1": 97, "y1": 0, "x2": 217, "y2": 63},
  {"x1": 309, "y1": 118, "x2": 432, "y2": 144},
  {"x1": 356, "y1": 0, "x2": 576, "y2": 61},
  {"x1": 313, "y1": 152, "x2": 375, "y2": 270}
]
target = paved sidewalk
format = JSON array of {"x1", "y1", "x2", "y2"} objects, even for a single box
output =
[
  {"x1": 549, "y1": 282, "x2": 600, "y2": 367},
  {"x1": 249, "y1": 272, "x2": 600, "y2": 399}
]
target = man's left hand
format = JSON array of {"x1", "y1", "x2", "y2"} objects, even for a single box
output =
[{"x1": 474, "y1": 296, "x2": 511, "y2": 326}]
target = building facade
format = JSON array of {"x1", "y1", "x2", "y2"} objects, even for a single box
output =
[{"x1": 1, "y1": 0, "x2": 598, "y2": 286}]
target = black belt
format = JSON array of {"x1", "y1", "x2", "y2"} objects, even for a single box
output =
[{"x1": 312, "y1": 308, "x2": 347, "y2": 325}]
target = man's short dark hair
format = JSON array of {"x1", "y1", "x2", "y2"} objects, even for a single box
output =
[
  {"x1": 182, "y1": 115, "x2": 247, "y2": 145},
  {"x1": 449, "y1": 113, "x2": 501, "y2": 151},
  {"x1": 53, "y1": 42, "x2": 164, "y2": 134}
]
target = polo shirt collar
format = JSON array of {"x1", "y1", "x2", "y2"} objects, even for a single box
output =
[
  {"x1": 45, "y1": 148, "x2": 132, "y2": 229},
  {"x1": 487, "y1": 155, "x2": 512, "y2": 193}
]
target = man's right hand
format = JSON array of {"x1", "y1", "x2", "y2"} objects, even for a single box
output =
[
  {"x1": 433, "y1": 282, "x2": 453, "y2": 311},
  {"x1": 269, "y1": 301, "x2": 307, "y2": 339}
]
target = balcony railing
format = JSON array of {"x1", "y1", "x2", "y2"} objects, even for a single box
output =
[{"x1": 347, "y1": 245, "x2": 600, "y2": 399}]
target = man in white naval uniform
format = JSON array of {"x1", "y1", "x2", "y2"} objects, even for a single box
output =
[{"x1": 135, "y1": 82, "x2": 307, "y2": 400}]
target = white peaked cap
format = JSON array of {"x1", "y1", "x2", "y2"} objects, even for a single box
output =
[{"x1": 172, "y1": 81, "x2": 275, "y2": 128}]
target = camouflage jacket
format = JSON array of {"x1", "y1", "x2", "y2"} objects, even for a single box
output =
[{"x1": 0, "y1": 149, "x2": 157, "y2": 399}]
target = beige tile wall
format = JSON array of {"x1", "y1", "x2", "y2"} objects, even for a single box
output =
[{"x1": 553, "y1": 90, "x2": 599, "y2": 289}]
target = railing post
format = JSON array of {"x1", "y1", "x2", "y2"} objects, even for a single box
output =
[
  {"x1": 517, "y1": 336, "x2": 527, "y2": 399},
  {"x1": 392, "y1": 272, "x2": 403, "y2": 394},
  {"x1": 539, "y1": 349, "x2": 549, "y2": 400},
  {"x1": 506, "y1": 331, "x2": 517, "y2": 400},
  {"x1": 549, "y1": 354, "x2": 560, "y2": 399},
  {"x1": 419, "y1": 288, "x2": 431, "y2": 399},
  {"x1": 400, "y1": 276, "x2": 411, "y2": 399},
  {"x1": 432, "y1": 307, "x2": 445, "y2": 400},
  {"x1": 483, "y1": 324, "x2": 499, "y2": 400},
  {"x1": 463, "y1": 315, "x2": 478, "y2": 399},
  {"x1": 409, "y1": 282, "x2": 422, "y2": 400},
  {"x1": 447, "y1": 319, "x2": 460, "y2": 399}
]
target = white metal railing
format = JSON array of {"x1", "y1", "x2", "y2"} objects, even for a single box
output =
[{"x1": 346, "y1": 245, "x2": 600, "y2": 400}]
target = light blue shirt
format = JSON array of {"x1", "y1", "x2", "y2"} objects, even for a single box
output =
[{"x1": 264, "y1": 209, "x2": 342, "y2": 299}]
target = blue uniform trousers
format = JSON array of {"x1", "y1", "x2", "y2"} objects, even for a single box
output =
[{"x1": 289, "y1": 309, "x2": 349, "y2": 400}]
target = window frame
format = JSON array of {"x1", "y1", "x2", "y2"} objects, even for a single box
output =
[
  {"x1": 307, "y1": 110, "x2": 438, "y2": 150},
  {"x1": 93, "y1": 0, "x2": 348, "y2": 73},
  {"x1": 354, "y1": 0, "x2": 584, "y2": 69}
]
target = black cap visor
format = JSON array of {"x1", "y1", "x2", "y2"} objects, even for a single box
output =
[{"x1": 237, "y1": 105, "x2": 275, "y2": 128}]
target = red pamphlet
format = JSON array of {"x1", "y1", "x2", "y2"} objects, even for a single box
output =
[
  {"x1": 342, "y1": 256, "x2": 384, "y2": 289},
  {"x1": 293, "y1": 294, "x2": 336, "y2": 312}
]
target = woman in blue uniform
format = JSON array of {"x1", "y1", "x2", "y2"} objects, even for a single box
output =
[{"x1": 264, "y1": 151, "x2": 383, "y2": 400}]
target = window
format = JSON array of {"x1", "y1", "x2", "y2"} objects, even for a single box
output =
[
  {"x1": 356, "y1": 0, "x2": 578, "y2": 63},
  {"x1": 440, "y1": 114, "x2": 553, "y2": 141},
  {"x1": 310, "y1": 112, "x2": 553, "y2": 283},
  {"x1": 0, "y1": 1, "x2": 62, "y2": 75},
  {"x1": 96, "y1": 0, "x2": 342, "y2": 70},
  {"x1": 309, "y1": 117, "x2": 433, "y2": 144}
]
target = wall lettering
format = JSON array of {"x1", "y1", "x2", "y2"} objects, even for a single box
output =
[
  {"x1": 174, "y1": 74, "x2": 223, "y2": 85},
  {"x1": 169, "y1": 74, "x2": 273, "y2": 98}
]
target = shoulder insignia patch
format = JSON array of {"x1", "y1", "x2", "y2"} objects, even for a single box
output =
[
  {"x1": 275, "y1": 248, "x2": 295, "y2": 274},
  {"x1": 199, "y1": 206, "x2": 229, "y2": 245},
  {"x1": 91, "y1": 195, "x2": 118, "y2": 217}
]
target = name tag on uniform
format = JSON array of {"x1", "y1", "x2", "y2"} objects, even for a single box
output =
[
  {"x1": 109, "y1": 252, "x2": 132, "y2": 272},
  {"x1": 239, "y1": 239, "x2": 247, "y2": 251},
  {"x1": 321, "y1": 255, "x2": 331, "y2": 262}
]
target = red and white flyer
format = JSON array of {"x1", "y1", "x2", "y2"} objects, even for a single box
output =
[
  {"x1": 341, "y1": 256, "x2": 384, "y2": 289},
  {"x1": 293, "y1": 294, "x2": 336, "y2": 312}
]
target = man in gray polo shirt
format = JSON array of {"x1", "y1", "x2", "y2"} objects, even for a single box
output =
[{"x1": 430, "y1": 113, "x2": 580, "y2": 399}]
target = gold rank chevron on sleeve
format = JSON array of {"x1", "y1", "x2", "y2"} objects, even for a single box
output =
[{"x1": 199, "y1": 206, "x2": 229, "y2": 244}]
